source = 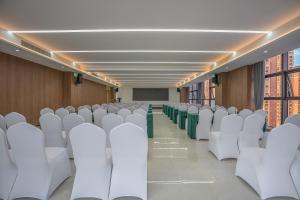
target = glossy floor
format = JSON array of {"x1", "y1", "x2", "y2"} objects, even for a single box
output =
[{"x1": 46, "y1": 112, "x2": 293, "y2": 200}]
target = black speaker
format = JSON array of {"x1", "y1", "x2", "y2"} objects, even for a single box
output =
[
  {"x1": 211, "y1": 74, "x2": 220, "y2": 86},
  {"x1": 73, "y1": 73, "x2": 83, "y2": 85},
  {"x1": 115, "y1": 88, "x2": 119, "y2": 92},
  {"x1": 177, "y1": 88, "x2": 181, "y2": 93}
]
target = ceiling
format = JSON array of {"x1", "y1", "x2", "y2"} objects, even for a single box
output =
[{"x1": 0, "y1": 0, "x2": 300, "y2": 87}]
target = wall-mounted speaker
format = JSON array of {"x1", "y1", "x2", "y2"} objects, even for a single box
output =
[
  {"x1": 73, "y1": 73, "x2": 83, "y2": 85},
  {"x1": 177, "y1": 88, "x2": 181, "y2": 93},
  {"x1": 115, "y1": 88, "x2": 119, "y2": 92}
]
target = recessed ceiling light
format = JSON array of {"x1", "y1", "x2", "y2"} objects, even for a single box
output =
[
  {"x1": 52, "y1": 50, "x2": 236, "y2": 54},
  {"x1": 9, "y1": 29, "x2": 272, "y2": 34},
  {"x1": 264, "y1": 50, "x2": 268, "y2": 53},
  {"x1": 15, "y1": 49, "x2": 20, "y2": 52}
]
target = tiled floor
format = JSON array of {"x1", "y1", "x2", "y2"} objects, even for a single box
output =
[{"x1": 47, "y1": 112, "x2": 294, "y2": 200}]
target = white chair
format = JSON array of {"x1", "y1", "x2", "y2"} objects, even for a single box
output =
[
  {"x1": 70, "y1": 123, "x2": 111, "y2": 200},
  {"x1": 55, "y1": 108, "x2": 69, "y2": 122},
  {"x1": 133, "y1": 108, "x2": 147, "y2": 118},
  {"x1": 63, "y1": 113, "x2": 85, "y2": 158},
  {"x1": 238, "y1": 114, "x2": 265, "y2": 151},
  {"x1": 235, "y1": 123, "x2": 300, "y2": 200},
  {"x1": 84, "y1": 105, "x2": 92, "y2": 110},
  {"x1": 65, "y1": 106, "x2": 76, "y2": 113},
  {"x1": 285, "y1": 113, "x2": 300, "y2": 128},
  {"x1": 196, "y1": 109, "x2": 213, "y2": 140},
  {"x1": 7, "y1": 122, "x2": 71, "y2": 200},
  {"x1": 93, "y1": 108, "x2": 107, "y2": 128},
  {"x1": 254, "y1": 109, "x2": 267, "y2": 118},
  {"x1": 0, "y1": 129, "x2": 17, "y2": 200},
  {"x1": 102, "y1": 113, "x2": 123, "y2": 147},
  {"x1": 227, "y1": 106, "x2": 237, "y2": 115},
  {"x1": 40, "y1": 107, "x2": 54, "y2": 116},
  {"x1": 92, "y1": 104, "x2": 101, "y2": 112},
  {"x1": 118, "y1": 108, "x2": 131, "y2": 121},
  {"x1": 291, "y1": 151, "x2": 300, "y2": 198},
  {"x1": 211, "y1": 109, "x2": 228, "y2": 132},
  {"x1": 39, "y1": 113, "x2": 66, "y2": 147},
  {"x1": 4, "y1": 112, "x2": 26, "y2": 128},
  {"x1": 109, "y1": 123, "x2": 148, "y2": 200},
  {"x1": 209, "y1": 114, "x2": 243, "y2": 160},
  {"x1": 78, "y1": 108, "x2": 93, "y2": 123},
  {"x1": 77, "y1": 105, "x2": 86, "y2": 111},
  {"x1": 0, "y1": 114, "x2": 6, "y2": 132},
  {"x1": 238, "y1": 109, "x2": 253, "y2": 120},
  {"x1": 125, "y1": 114, "x2": 147, "y2": 134}
]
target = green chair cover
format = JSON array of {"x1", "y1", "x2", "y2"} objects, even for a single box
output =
[
  {"x1": 187, "y1": 113, "x2": 199, "y2": 139},
  {"x1": 178, "y1": 110, "x2": 187, "y2": 129},
  {"x1": 147, "y1": 110, "x2": 153, "y2": 138},
  {"x1": 170, "y1": 107, "x2": 174, "y2": 120},
  {"x1": 173, "y1": 109, "x2": 178, "y2": 124}
]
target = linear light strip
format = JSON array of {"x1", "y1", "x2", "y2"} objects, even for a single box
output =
[
  {"x1": 9, "y1": 29, "x2": 272, "y2": 34},
  {"x1": 75, "y1": 61, "x2": 215, "y2": 64},
  {"x1": 52, "y1": 50, "x2": 235, "y2": 54}
]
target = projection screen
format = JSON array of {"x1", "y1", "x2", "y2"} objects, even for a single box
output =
[{"x1": 133, "y1": 88, "x2": 169, "y2": 101}]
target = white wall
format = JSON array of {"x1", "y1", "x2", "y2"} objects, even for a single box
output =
[{"x1": 117, "y1": 87, "x2": 180, "y2": 105}]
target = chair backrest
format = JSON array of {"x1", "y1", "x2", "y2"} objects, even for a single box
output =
[
  {"x1": 118, "y1": 108, "x2": 131, "y2": 120},
  {"x1": 0, "y1": 129, "x2": 12, "y2": 167},
  {"x1": 125, "y1": 114, "x2": 147, "y2": 133},
  {"x1": 93, "y1": 108, "x2": 107, "y2": 127},
  {"x1": 133, "y1": 108, "x2": 147, "y2": 117},
  {"x1": 227, "y1": 106, "x2": 237, "y2": 115},
  {"x1": 188, "y1": 106, "x2": 198, "y2": 114},
  {"x1": 0, "y1": 114, "x2": 6, "y2": 132},
  {"x1": 39, "y1": 113, "x2": 65, "y2": 147},
  {"x1": 63, "y1": 113, "x2": 85, "y2": 135},
  {"x1": 254, "y1": 109, "x2": 267, "y2": 118},
  {"x1": 55, "y1": 108, "x2": 69, "y2": 121},
  {"x1": 65, "y1": 106, "x2": 76, "y2": 113},
  {"x1": 102, "y1": 113, "x2": 123, "y2": 134},
  {"x1": 264, "y1": 123, "x2": 300, "y2": 172},
  {"x1": 220, "y1": 114, "x2": 243, "y2": 134},
  {"x1": 92, "y1": 104, "x2": 100, "y2": 112},
  {"x1": 4, "y1": 112, "x2": 26, "y2": 128},
  {"x1": 238, "y1": 109, "x2": 253, "y2": 120},
  {"x1": 284, "y1": 113, "x2": 300, "y2": 128},
  {"x1": 70, "y1": 123, "x2": 107, "y2": 167},
  {"x1": 211, "y1": 109, "x2": 228, "y2": 132},
  {"x1": 78, "y1": 108, "x2": 93, "y2": 123},
  {"x1": 7, "y1": 122, "x2": 48, "y2": 169},
  {"x1": 242, "y1": 113, "x2": 265, "y2": 136},
  {"x1": 197, "y1": 109, "x2": 213, "y2": 131},
  {"x1": 40, "y1": 107, "x2": 54, "y2": 116},
  {"x1": 84, "y1": 105, "x2": 92, "y2": 110},
  {"x1": 110, "y1": 123, "x2": 148, "y2": 165}
]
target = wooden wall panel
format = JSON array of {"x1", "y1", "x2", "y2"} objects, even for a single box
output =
[
  {"x1": 215, "y1": 66, "x2": 253, "y2": 110},
  {"x1": 0, "y1": 52, "x2": 64, "y2": 125}
]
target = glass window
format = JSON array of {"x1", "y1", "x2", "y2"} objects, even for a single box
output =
[
  {"x1": 263, "y1": 100, "x2": 282, "y2": 128},
  {"x1": 288, "y1": 48, "x2": 300, "y2": 70},
  {"x1": 288, "y1": 100, "x2": 300, "y2": 116},
  {"x1": 204, "y1": 80, "x2": 210, "y2": 99},
  {"x1": 264, "y1": 76, "x2": 282, "y2": 97},
  {"x1": 264, "y1": 55, "x2": 282, "y2": 75},
  {"x1": 287, "y1": 72, "x2": 300, "y2": 97}
]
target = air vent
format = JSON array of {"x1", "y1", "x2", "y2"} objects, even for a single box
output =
[{"x1": 21, "y1": 40, "x2": 51, "y2": 57}]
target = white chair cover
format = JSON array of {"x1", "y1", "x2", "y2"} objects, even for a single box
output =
[
  {"x1": 84, "y1": 105, "x2": 92, "y2": 110},
  {"x1": 0, "y1": 114, "x2": 6, "y2": 132},
  {"x1": 65, "y1": 106, "x2": 76, "y2": 113},
  {"x1": 227, "y1": 106, "x2": 237, "y2": 115},
  {"x1": 118, "y1": 108, "x2": 131, "y2": 120},
  {"x1": 102, "y1": 113, "x2": 123, "y2": 147},
  {"x1": 40, "y1": 107, "x2": 54, "y2": 116},
  {"x1": 188, "y1": 106, "x2": 198, "y2": 114},
  {"x1": 109, "y1": 123, "x2": 148, "y2": 200},
  {"x1": 39, "y1": 113, "x2": 66, "y2": 147},
  {"x1": 92, "y1": 104, "x2": 101, "y2": 112},
  {"x1": 284, "y1": 113, "x2": 300, "y2": 128},
  {"x1": 235, "y1": 123, "x2": 300, "y2": 199},
  {"x1": 63, "y1": 113, "x2": 85, "y2": 158},
  {"x1": 4, "y1": 112, "x2": 26, "y2": 128},
  {"x1": 55, "y1": 108, "x2": 69, "y2": 122},
  {"x1": 78, "y1": 108, "x2": 93, "y2": 123},
  {"x1": 93, "y1": 108, "x2": 107, "y2": 128},
  {"x1": 238, "y1": 114, "x2": 265, "y2": 151},
  {"x1": 70, "y1": 123, "x2": 111, "y2": 200},
  {"x1": 133, "y1": 108, "x2": 147, "y2": 118},
  {"x1": 0, "y1": 129, "x2": 17, "y2": 200},
  {"x1": 196, "y1": 109, "x2": 213, "y2": 140},
  {"x1": 238, "y1": 109, "x2": 253, "y2": 120},
  {"x1": 209, "y1": 114, "x2": 243, "y2": 160},
  {"x1": 211, "y1": 109, "x2": 228, "y2": 132},
  {"x1": 7, "y1": 122, "x2": 70, "y2": 200},
  {"x1": 125, "y1": 114, "x2": 147, "y2": 134},
  {"x1": 254, "y1": 109, "x2": 267, "y2": 118}
]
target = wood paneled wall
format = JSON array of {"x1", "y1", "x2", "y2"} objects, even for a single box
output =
[
  {"x1": 180, "y1": 87, "x2": 188, "y2": 103},
  {"x1": 0, "y1": 52, "x2": 110, "y2": 125},
  {"x1": 215, "y1": 66, "x2": 254, "y2": 110}
]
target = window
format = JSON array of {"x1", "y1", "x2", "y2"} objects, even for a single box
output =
[
  {"x1": 201, "y1": 79, "x2": 215, "y2": 106},
  {"x1": 188, "y1": 84, "x2": 198, "y2": 104},
  {"x1": 263, "y1": 47, "x2": 300, "y2": 128}
]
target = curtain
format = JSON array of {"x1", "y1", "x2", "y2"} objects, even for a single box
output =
[
  {"x1": 197, "y1": 82, "x2": 204, "y2": 105},
  {"x1": 252, "y1": 61, "x2": 265, "y2": 109}
]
